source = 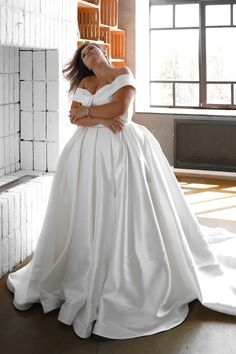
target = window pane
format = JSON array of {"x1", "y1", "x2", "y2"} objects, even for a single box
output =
[
  {"x1": 175, "y1": 4, "x2": 199, "y2": 28},
  {"x1": 150, "y1": 5, "x2": 173, "y2": 28},
  {"x1": 207, "y1": 84, "x2": 231, "y2": 105},
  {"x1": 151, "y1": 83, "x2": 173, "y2": 106},
  {"x1": 175, "y1": 83, "x2": 199, "y2": 106},
  {"x1": 151, "y1": 30, "x2": 199, "y2": 81},
  {"x1": 206, "y1": 28, "x2": 236, "y2": 81},
  {"x1": 234, "y1": 85, "x2": 236, "y2": 105},
  {"x1": 234, "y1": 5, "x2": 236, "y2": 25},
  {"x1": 206, "y1": 5, "x2": 231, "y2": 26}
]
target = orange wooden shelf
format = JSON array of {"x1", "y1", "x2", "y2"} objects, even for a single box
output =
[
  {"x1": 78, "y1": 0, "x2": 99, "y2": 9},
  {"x1": 77, "y1": 0, "x2": 126, "y2": 66}
]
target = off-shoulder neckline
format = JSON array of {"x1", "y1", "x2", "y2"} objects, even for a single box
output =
[{"x1": 76, "y1": 73, "x2": 134, "y2": 96}]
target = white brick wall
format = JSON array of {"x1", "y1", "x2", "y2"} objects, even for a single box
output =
[
  {"x1": 0, "y1": 172, "x2": 53, "y2": 277},
  {"x1": 0, "y1": 0, "x2": 78, "y2": 275},
  {"x1": 0, "y1": 0, "x2": 78, "y2": 177}
]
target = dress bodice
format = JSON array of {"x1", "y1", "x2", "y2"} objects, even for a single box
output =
[{"x1": 72, "y1": 73, "x2": 136, "y2": 127}]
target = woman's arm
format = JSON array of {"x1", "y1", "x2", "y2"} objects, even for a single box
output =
[
  {"x1": 71, "y1": 86, "x2": 135, "y2": 120},
  {"x1": 69, "y1": 100, "x2": 124, "y2": 132},
  {"x1": 70, "y1": 100, "x2": 103, "y2": 126}
]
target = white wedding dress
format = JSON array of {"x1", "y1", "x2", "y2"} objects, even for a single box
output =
[{"x1": 6, "y1": 73, "x2": 236, "y2": 339}]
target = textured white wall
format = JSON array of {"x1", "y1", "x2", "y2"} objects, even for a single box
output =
[
  {"x1": 0, "y1": 0, "x2": 78, "y2": 176},
  {"x1": 0, "y1": 0, "x2": 78, "y2": 276}
]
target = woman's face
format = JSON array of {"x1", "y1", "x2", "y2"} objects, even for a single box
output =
[{"x1": 81, "y1": 44, "x2": 105, "y2": 69}]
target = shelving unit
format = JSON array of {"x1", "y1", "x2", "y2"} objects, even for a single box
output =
[{"x1": 77, "y1": 0, "x2": 126, "y2": 68}]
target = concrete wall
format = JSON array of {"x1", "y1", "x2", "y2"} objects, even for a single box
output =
[{"x1": 118, "y1": 0, "x2": 236, "y2": 166}]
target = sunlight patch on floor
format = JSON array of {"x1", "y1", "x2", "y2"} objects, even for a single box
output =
[{"x1": 179, "y1": 178, "x2": 236, "y2": 229}]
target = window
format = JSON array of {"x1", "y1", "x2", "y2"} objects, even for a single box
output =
[{"x1": 136, "y1": 0, "x2": 236, "y2": 111}]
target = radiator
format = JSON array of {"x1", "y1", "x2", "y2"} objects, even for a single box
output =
[{"x1": 174, "y1": 119, "x2": 236, "y2": 172}]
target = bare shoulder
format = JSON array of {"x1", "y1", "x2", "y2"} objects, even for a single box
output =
[
  {"x1": 117, "y1": 66, "x2": 133, "y2": 76},
  {"x1": 78, "y1": 75, "x2": 95, "y2": 89},
  {"x1": 78, "y1": 77, "x2": 88, "y2": 88}
]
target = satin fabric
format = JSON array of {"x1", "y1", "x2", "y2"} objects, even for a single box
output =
[{"x1": 6, "y1": 74, "x2": 236, "y2": 339}]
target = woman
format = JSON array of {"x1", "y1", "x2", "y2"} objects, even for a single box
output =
[{"x1": 6, "y1": 43, "x2": 236, "y2": 339}]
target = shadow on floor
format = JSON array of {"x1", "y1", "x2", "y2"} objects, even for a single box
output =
[{"x1": 1, "y1": 257, "x2": 236, "y2": 354}]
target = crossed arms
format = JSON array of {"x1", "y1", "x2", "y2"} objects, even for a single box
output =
[{"x1": 69, "y1": 85, "x2": 135, "y2": 133}]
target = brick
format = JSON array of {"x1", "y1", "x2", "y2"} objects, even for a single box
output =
[
  {"x1": 0, "y1": 74, "x2": 4, "y2": 104},
  {"x1": 14, "y1": 47, "x2": 19, "y2": 73},
  {"x1": 20, "y1": 81, "x2": 32, "y2": 110},
  {"x1": 0, "y1": 138, "x2": 4, "y2": 169},
  {"x1": 45, "y1": 17, "x2": 50, "y2": 48},
  {"x1": 20, "y1": 50, "x2": 32, "y2": 80},
  {"x1": 1, "y1": 198, "x2": 8, "y2": 238},
  {"x1": 0, "y1": 46, "x2": 4, "y2": 72},
  {"x1": 33, "y1": 50, "x2": 46, "y2": 80},
  {"x1": 9, "y1": 232, "x2": 15, "y2": 270},
  {"x1": 1, "y1": 193, "x2": 14, "y2": 234},
  {"x1": 26, "y1": 222, "x2": 32, "y2": 256},
  {"x1": 30, "y1": 13, "x2": 36, "y2": 45},
  {"x1": 4, "y1": 46, "x2": 10, "y2": 72},
  {"x1": 47, "y1": 142, "x2": 59, "y2": 172},
  {"x1": 33, "y1": 81, "x2": 46, "y2": 111},
  {"x1": 0, "y1": 7, "x2": 7, "y2": 44},
  {"x1": 18, "y1": 0, "x2": 24, "y2": 10},
  {"x1": 0, "y1": 106, "x2": 4, "y2": 137},
  {"x1": 12, "y1": 9, "x2": 19, "y2": 46},
  {"x1": 46, "y1": 50, "x2": 58, "y2": 80},
  {"x1": 14, "y1": 72, "x2": 20, "y2": 102},
  {"x1": 18, "y1": 10, "x2": 24, "y2": 46},
  {"x1": 24, "y1": 12, "x2": 30, "y2": 46},
  {"x1": 9, "y1": 73, "x2": 14, "y2": 102},
  {"x1": 4, "y1": 74, "x2": 9, "y2": 104},
  {"x1": 6, "y1": 7, "x2": 13, "y2": 45},
  {"x1": 40, "y1": 0, "x2": 46, "y2": 15},
  {"x1": 35, "y1": 14, "x2": 40, "y2": 48},
  {"x1": 6, "y1": 1, "x2": 13, "y2": 6},
  {"x1": 10, "y1": 163, "x2": 15, "y2": 173},
  {"x1": 21, "y1": 111, "x2": 33, "y2": 140},
  {"x1": 20, "y1": 225, "x2": 26, "y2": 261},
  {"x1": 12, "y1": 0, "x2": 19, "y2": 8},
  {"x1": 40, "y1": 16, "x2": 46, "y2": 48},
  {"x1": 9, "y1": 134, "x2": 14, "y2": 164},
  {"x1": 34, "y1": 141, "x2": 46, "y2": 171},
  {"x1": 4, "y1": 136, "x2": 10, "y2": 166},
  {"x1": 47, "y1": 111, "x2": 59, "y2": 142},
  {"x1": 14, "y1": 191, "x2": 20, "y2": 231},
  {"x1": 14, "y1": 186, "x2": 27, "y2": 226},
  {"x1": 27, "y1": 183, "x2": 37, "y2": 220},
  {"x1": 4, "y1": 105, "x2": 9, "y2": 135},
  {"x1": 5, "y1": 165, "x2": 10, "y2": 174},
  {"x1": 47, "y1": 81, "x2": 59, "y2": 111},
  {"x1": 9, "y1": 103, "x2": 14, "y2": 134},
  {"x1": 14, "y1": 103, "x2": 20, "y2": 133},
  {"x1": 49, "y1": 18, "x2": 54, "y2": 48},
  {"x1": 34, "y1": 111, "x2": 46, "y2": 140},
  {"x1": 25, "y1": 185, "x2": 32, "y2": 223},
  {"x1": 31, "y1": 219, "x2": 37, "y2": 251},
  {"x1": 24, "y1": 0, "x2": 31, "y2": 12},
  {"x1": 14, "y1": 133, "x2": 20, "y2": 162},
  {"x1": 20, "y1": 140, "x2": 33, "y2": 169},
  {"x1": 2, "y1": 237, "x2": 9, "y2": 274},
  {"x1": 15, "y1": 229, "x2": 21, "y2": 265}
]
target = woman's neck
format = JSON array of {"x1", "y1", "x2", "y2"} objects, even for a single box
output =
[{"x1": 91, "y1": 62, "x2": 116, "y2": 81}]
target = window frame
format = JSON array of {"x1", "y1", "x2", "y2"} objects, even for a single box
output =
[{"x1": 137, "y1": 0, "x2": 236, "y2": 111}]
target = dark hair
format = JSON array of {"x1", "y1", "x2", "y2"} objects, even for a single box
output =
[{"x1": 62, "y1": 43, "x2": 111, "y2": 94}]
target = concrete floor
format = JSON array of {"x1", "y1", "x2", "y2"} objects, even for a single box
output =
[{"x1": 1, "y1": 177, "x2": 236, "y2": 354}]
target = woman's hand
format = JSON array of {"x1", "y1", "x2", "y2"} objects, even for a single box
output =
[
  {"x1": 69, "y1": 106, "x2": 86, "y2": 121},
  {"x1": 101, "y1": 117, "x2": 125, "y2": 133}
]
